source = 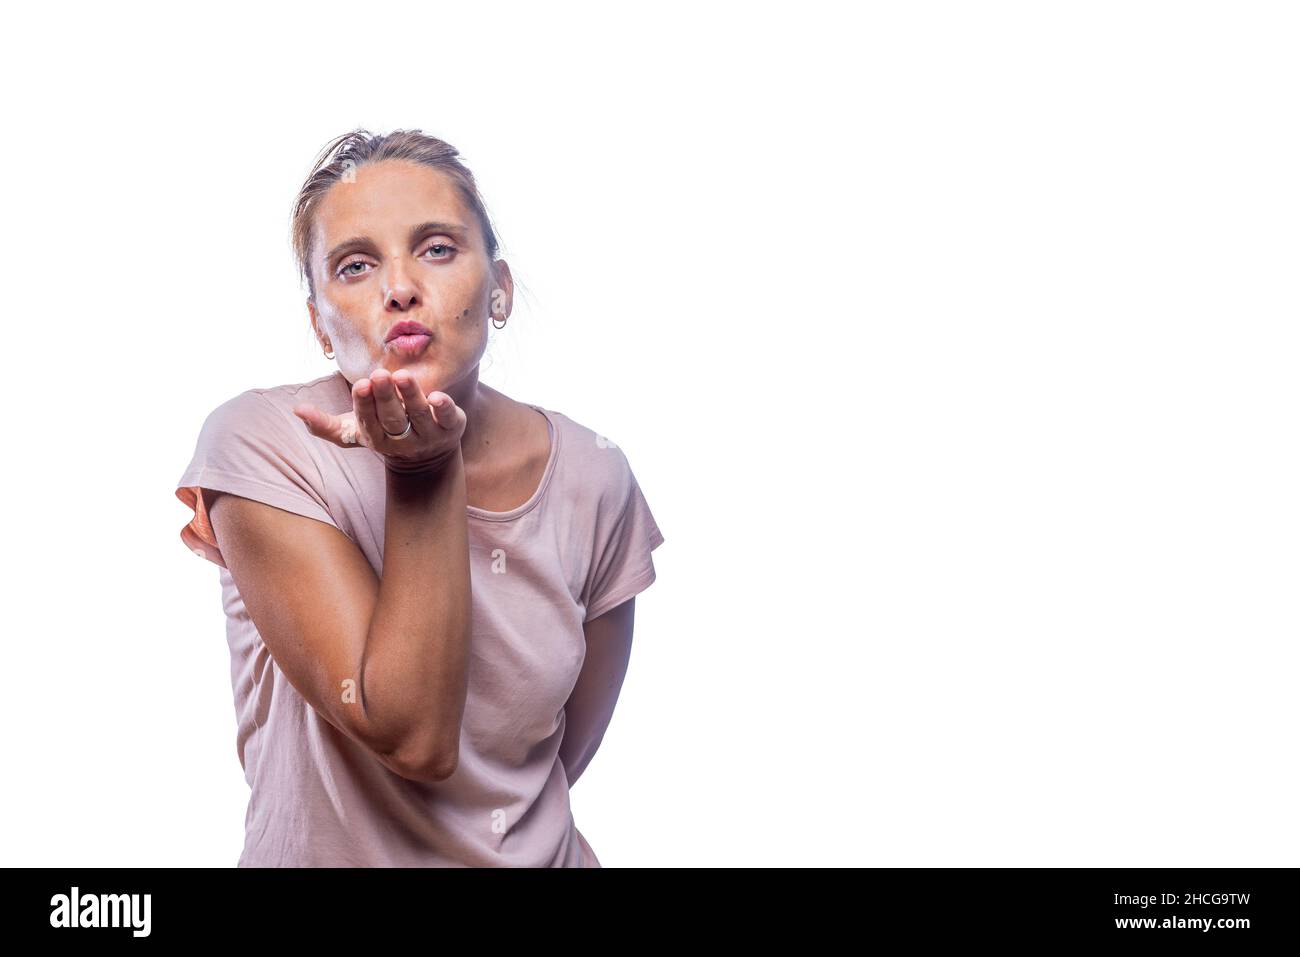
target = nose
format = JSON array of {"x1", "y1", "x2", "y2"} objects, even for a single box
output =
[{"x1": 383, "y1": 258, "x2": 421, "y2": 311}]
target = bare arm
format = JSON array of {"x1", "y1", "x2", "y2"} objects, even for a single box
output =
[
  {"x1": 559, "y1": 597, "x2": 636, "y2": 787},
  {"x1": 206, "y1": 369, "x2": 472, "y2": 784},
  {"x1": 208, "y1": 451, "x2": 471, "y2": 783}
]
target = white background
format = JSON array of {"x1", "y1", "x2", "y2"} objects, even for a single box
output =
[{"x1": 1, "y1": 0, "x2": 1296, "y2": 866}]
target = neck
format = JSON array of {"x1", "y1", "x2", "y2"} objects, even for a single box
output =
[{"x1": 433, "y1": 368, "x2": 500, "y2": 469}]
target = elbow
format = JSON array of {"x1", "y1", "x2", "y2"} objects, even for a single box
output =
[
  {"x1": 410, "y1": 749, "x2": 459, "y2": 784},
  {"x1": 385, "y1": 738, "x2": 459, "y2": 785},
  {"x1": 356, "y1": 689, "x2": 461, "y2": 784}
]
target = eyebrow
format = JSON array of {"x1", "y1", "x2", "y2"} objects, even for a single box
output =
[{"x1": 324, "y1": 220, "x2": 472, "y2": 267}]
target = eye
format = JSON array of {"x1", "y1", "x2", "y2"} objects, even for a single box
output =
[
  {"x1": 423, "y1": 241, "x2": 458, "y2": 259},
  {"x1": 335, "y1": 242, "x2": 456, "y2": 280}
]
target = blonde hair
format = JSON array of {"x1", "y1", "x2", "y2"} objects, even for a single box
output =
[{"x1": 290, "y1": 128, "x2": 501, "y2": 298}]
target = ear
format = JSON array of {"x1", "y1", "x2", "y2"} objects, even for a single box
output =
[
  {"x1": 307, "y1": 298, "x2": 331, "y2": 352},
  {"x1": 490, "y1": 260, "x2": 515, "y2": 319}
]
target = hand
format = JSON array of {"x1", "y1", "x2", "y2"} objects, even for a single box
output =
[{"x1": 292, "y1": 367, "x2": 467, "y2": 473}]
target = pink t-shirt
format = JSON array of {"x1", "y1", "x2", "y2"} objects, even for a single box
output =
[{"x1": 174, "y1": 371, "x2": 664, "y2": 867}]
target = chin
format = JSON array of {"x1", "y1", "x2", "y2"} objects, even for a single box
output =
[{"x1": 413, "y1": 370, "x2": 445, "y2": 395}]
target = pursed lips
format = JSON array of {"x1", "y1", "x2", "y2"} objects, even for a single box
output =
[{"x1": 385, "y1": 321, "x2": 433, "y2": 342}]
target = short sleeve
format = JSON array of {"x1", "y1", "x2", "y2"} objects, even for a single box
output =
[
  {"x1": 581, "y1": 464, "x2": 666, "y2": 623},
  {"x1": 175, "y1": 390, "x2": 339, "y2": 569}
]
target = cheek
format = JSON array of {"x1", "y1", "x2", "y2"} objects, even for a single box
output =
[
  {"x1": 334, "y1": 321, "x2": 370, "y2": 351},
  {"x1": 326, "y1": 297, "x2": 373, "y2": 345},
  {"x1": 452, "y1": 303, "x2": 488, "y2": 337},
  {"x1": 318, "y1": 294, "x2": 354, "y2": 331}
]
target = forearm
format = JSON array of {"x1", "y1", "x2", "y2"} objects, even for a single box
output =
[
  {"x1": 360, "y1": 450, "x2": 472, "y2": 773},
  {"x1": 561, "y1": 601, "x2": 637, "y2": 788},
  {"x1": 559, "y1": 694, "x2": 615, "y2": 788},
  {"x1": 559, "y1": 734, "x2": 600, "y2": 788}
]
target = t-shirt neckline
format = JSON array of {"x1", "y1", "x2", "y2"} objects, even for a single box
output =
[{"x1": 466, "y1": 404, "x2": 559, "y2": 522}]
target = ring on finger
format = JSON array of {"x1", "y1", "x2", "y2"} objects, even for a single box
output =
[{"x1": 379, "y1": 416, "x2": 410, "y2": 436}]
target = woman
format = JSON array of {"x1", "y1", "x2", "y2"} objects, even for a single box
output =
[{"x1": 174, "y1": 129, "x2": 664, "y2": 867}]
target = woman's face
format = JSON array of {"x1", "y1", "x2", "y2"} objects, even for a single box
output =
[{"x1": 306, "y1": 159, "x2": 510, "y2": 397}]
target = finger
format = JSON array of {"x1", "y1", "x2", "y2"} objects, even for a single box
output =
[
  {"x1": 293, "y1": 403, "x2": 345, "y2": 446},
  {"x1": 368, "y1": 368, "x2": 410, "y2": 436},
  {"x1": 337, "y1": 412, "x2": 361, "y2": 446},
  {"x1": 292, "y1": 403, "x2": 325, "y2": 433},
  {"x1": 393, "y1": 370, "x2": 435, "y2": 435},
  {"x1": 427, "y1": 392, "x2": 461, "y2": 431},
  {"x1": 353, "y1": 377, "x2": 384, "y2": 446}
]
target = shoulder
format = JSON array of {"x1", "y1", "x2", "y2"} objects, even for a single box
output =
[
  {"x1": 177, "y1": 375, "x2": 344, "y2": 559},
  {"x1": 543, "y1": 406, "x2": 640, "y2": 509},
  {"x1": 243, "y1": 372, "x2": 351, "y2": 419},
  {"x1": 200, "y1": 372, "x2": 345, "y2": 434},
  {"x1": 190, "y1": 373, "x2": 349, "y2": 470}
]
